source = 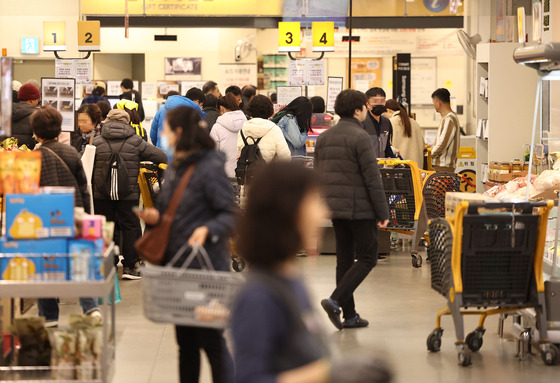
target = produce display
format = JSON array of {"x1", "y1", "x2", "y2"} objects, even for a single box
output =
[{"x1": 484, "y1": 169, "x2": 560, "y2": 200}]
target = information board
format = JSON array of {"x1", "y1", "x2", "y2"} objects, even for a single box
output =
[{"x1": 411, "y1": 57, "x2": 437, "y2": 106}]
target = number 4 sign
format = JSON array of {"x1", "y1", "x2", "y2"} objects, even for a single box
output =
[{"x1": 312, "y1": 22, "x2": 334, "y2": 52}]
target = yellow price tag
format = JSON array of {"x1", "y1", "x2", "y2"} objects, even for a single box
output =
[
  {"x1": 278, "y1": 22, "x2": 301, "y2": 52},
  {"x1": 43, "y1": 21, "x2": 66, "y2": 51},
  {"x1": 312, "y1": 22, "x2": 334, "y2": 52},
  {"x1": 78, "y1": 21, "x2": 101, "y2": 52}
]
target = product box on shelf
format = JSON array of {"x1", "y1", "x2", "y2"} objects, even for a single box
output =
[
  {"x1": 0, "y1": 238, "x2": 68, "y2": 281},
  {"x1": 68, "y1": 239, "x2": 105, "y2": 281},
  {"x1": 4, "y1": 193, "x2": 74, "y2": 240},
  {"x1": 81, "y1": 215, "x2": 104, "y2": 240}
]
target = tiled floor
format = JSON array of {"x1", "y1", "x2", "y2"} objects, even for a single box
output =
[{"x1": 37, "y1": 250, "x2": 560, "y2": 382}]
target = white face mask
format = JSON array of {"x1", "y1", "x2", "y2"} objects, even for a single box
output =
[{"x1": 160, "y1": 134, "x2": 175, "y2": 159}]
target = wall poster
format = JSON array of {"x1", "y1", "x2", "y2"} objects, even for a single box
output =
[{"x1": 41, "y1": 77, "x2": 76, "y2": 132}]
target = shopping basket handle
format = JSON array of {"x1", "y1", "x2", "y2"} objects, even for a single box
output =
[{"x1": 167, "y1": 243, "x2": 216, "y2": 271}]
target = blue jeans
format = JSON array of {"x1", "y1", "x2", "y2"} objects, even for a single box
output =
[{"x1": 37, "y1": 298, "x2": 99, "y2": 321}]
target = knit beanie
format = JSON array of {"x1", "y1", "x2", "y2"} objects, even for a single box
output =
[{"x1": 17, "y1": 83, "x2": 40, "y2": 101}]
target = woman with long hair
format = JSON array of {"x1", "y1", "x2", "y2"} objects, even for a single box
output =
[
  {"x1": 271, "y1": 96, "x2": 313, "y2": 156},
  {"x1": 385, "y1": 99, "x2": 425, "y2": 167},
  {"x1": 232, "y1": 162, "x2": 392, "y2": 383},
  {"x1": 210, "y1": 93, "x2": 247, "y2": 177},
  {"x1": 137, "y1": 106, "x2": 237, "y2": 383}
]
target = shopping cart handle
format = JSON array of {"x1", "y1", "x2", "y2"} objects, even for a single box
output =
[{"x1": 467, "y1": 201, "x2": 549, "y2": 214}]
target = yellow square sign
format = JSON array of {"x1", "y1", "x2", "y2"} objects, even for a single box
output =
[
  {"x1": 43, "y1": 21, "x2": 66, "y2": 51},
  {"x1": 312, "y1": 22, "x2": 334, "y2": 52},
  {"x1": 78, "y1": 21, "x2": 101, "y2": 51},
  {"x1": 279, "y1": 22, "x2": 301, "y2": 52}
]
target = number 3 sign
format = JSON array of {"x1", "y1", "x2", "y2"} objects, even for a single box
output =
[{"x1": 278, "y1": 22, "x2": 301, "y2": 53}]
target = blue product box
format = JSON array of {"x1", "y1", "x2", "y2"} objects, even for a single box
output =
[
  {"x1": 0, "y1": 238, "x2": 68, "y2": 281},
  {"x1": 5, "y1": 193, "x2": 74, "y2": 239},
  {"x1": 68, "y1": 239, "x2": 105, "y2": 281}
]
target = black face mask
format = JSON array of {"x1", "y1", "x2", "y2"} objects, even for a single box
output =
[{"x1": 371, "y1": 105, "x2": 387, "y2": 116}]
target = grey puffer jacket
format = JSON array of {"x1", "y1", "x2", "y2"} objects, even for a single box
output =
[
  {"x1": 92, "y1": 111, "x2": 167, "y2": 201},
  {"x1": 315, "y1": 117, "x2": 389, "y2": 221},
  {"x1": 11, "y1": 102, "x2": 36, "y2": 149}
]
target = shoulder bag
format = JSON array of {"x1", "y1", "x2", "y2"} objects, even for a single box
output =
[{"x1": 135, "y1": 165, "x2": 196, "y2": 265}]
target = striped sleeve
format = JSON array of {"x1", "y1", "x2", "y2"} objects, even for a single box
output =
[{"x1": 431, "y1": 117, "x2": 456, "y2": 157}]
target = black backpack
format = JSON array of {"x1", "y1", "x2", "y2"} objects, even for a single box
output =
[
  {"x1": 100, "y1": 138, "x2": 131, "y2": 200},
  {"x1": 235, "y1": 131, "x2": 265, "y2": 186}
]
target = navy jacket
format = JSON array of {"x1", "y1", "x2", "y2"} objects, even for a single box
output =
[{"x1": 156, "y1": 150, "x2": 237, "y2": 271}]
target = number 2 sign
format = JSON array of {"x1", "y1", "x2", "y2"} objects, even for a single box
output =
[
  {"x1": 278, "y1": 22, "x2": 301, "y2": 53},
  {"x1": 78, "y1": 21, "x2": 100, "y2": 51}
]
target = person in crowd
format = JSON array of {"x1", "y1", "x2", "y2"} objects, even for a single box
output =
[
  {"x1": 120, "y1": 78, "x2": 145, "y2": 121},
  {"x1": 225, "y1": 85, "x2": 242, "y2": 105},
  {"x1": 232, "y1": 161, "x2": 393, "y2": 383},
  {"x1": 203, "y1": 80, "x2": 221, "y2": 98},
  {"x1": 210, "y1": 93, "x2": 247, "y2": 177},
  {"x1": 271, "y1": 96, "x2": 313, "y2": 156},
  {"x1": 237, "y1": 95, "x2": 290, "y2": 163},
  {"x1": 385, "y1": 99, "x2": 425, "y2": 167},
  {"x1": 12, "y1": 80, "x2": 22, "y2": 103},
  {"x1": 203, "y1": 93, "x2": 220, "y2": 133},
  {"x1": 92, "y1": 109, "x2": 167, "y2": 279},
  {"x1": 315, "y1": 89, "x2": 389, "y2": 330},
  {"x1": 82, "y1": 81, "x2": 108, "y2": 105},
  {"x1": 12, "y1": 83, "x2": 40, "y2": 149},
  {"x1": 73, "y1": 103, "x2": 103, "y2": 153},
  {"x1": 150, "y1": 94, "x2": 204, "y2": 148},
  {"x1": 431, "y1": 88, "x2": 461, "y2": 172},
  {"x1": 310, "y1": 96, "x2": 334, "y2": 130},
  {"x1": 241, "y1": 85, "x2": 257, "y2": 114},
  {"x1": 363, "y1": 87, "x2": 394, "y2": 159},
  {"x1": 96, "y1": 100, "x2": 111, "y2": 121},
  {"x1": 269, "y1": 92, "x2": 277, "y2": 105},
  {"x1": 116, "y1": 97, "x2": 148, "y2": 141},
  {"x1": 31, "y1": 106, "x2": 101, "y2": 327},
  {"x1": 25, "y1": 79, "x2": 41, "y2": 91},
  {"x1": 165, "y1": 90, "x2": 181, "y2": 100},
  {"x1": 186, "y1": 87, "x2": 205, "y2": 110},
  {"x1": 137, "y1": 106, "x2": 236, "y2": 383}
]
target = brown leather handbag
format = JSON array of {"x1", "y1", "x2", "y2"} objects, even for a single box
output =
[{"x1": 135, "y1": 165, "x2": 195, "y2": 265}]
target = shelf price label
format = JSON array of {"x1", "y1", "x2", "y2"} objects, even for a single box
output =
[
  {"x1": 312, "y1": 22, "x2": 334, "y2": 52},
  {"x1": 78, "y1": 21, "x2": 101, "y2": 52},
  {"x1": 279, "y1": 22, "x2": 301, "y2": 52},
  {"x1": 43, "y1": 21, "x2": 67, "y2": 51}
]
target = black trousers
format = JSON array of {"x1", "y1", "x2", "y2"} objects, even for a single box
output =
[
  {"x1": 331, "y1": 219, "x2": 379, "y2": 319},
  {"x1": 94, "y1": 199, "x2": 141, "y2": 269},
  {"x1": 175, "y1": 326, "x2": 234, "y2": 383}
]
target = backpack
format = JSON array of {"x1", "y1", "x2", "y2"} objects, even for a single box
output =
[
  {"x1": 100, "y1": 138, "x2": 131, "y2": 200},
  {"x1": 235, "y1": 131, "x2": 265, "y2": 186}
]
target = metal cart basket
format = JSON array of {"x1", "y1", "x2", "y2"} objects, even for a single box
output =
[
  {"x1": 422, "y1": 172, "x2": 461, "y2": 220},
  {"x1": 138, "y1": 162, "x2": 167, "y2": 209},
  {"x1": 426, "y1": 200, "x2": 560, "y2": 366}
]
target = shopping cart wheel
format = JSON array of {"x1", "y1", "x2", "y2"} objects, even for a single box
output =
[
  {"x1": 427, "y1": 328, "x2": 444, "y2": 352},
  {"x1": 465, "y1": 328, "x2": 485, "y2": 352},
  {"x1": 541, "y1": 344, "x2": 560, "y2": 366},
  {"x1": 411, "y1": 252, "x2": 422, "y2": 268},
  {"x1": 232, "y1": 258, "x2": 246, "y2": 272},
  {"x1": 456, "y1": 344, "x2": 472, "y2": 367},
  {"x1": 421, "y1": 238, "x2": 429, "y2": 249}
]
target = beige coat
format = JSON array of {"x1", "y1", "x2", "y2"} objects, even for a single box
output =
[
  {"x1": 237, "y1": 118, "x2": 291, "y2": 163},
  {"x1": 390, "y1": 111, "x2": 425, "y2": 168}
]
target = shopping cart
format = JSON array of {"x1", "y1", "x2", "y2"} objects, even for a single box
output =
[
  {"x1": 426, "y1": 200, "x2": 560, "y2": 366},
  {"x1": 378, "y1": 159, "x2": 427, "y2": 268},
  {"x1": 422, "y1": 172, "x2": 461, "y2": 220},
  {"x1": 291, "y1": 155, "x2": 314, "y2": 168},
  {"x1": 138, "y1": 162, "x2": 167, "y2": 209}
]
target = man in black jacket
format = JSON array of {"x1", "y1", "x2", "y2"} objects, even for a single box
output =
[
  {"x1": 363, "y1": 87, "x2": 394, "y2": 159},
  {"x1": 315, "y1": 89, "x2": 389, "y2": 330},
  {"x1": 11, "y1": 83, "x2": 40, "y2": 149},
  {"x1": 119, "y1": 78, "x2": 145, "y2": 122}
]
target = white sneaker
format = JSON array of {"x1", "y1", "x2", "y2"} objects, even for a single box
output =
[{"x1": 87, "y1": 310, "x2": 103, "y2": 325}]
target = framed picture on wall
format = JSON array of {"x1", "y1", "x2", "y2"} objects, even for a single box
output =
[
  {"x1": 165, "y1": 57, "x2": 202, "y2": 76},
  {"x1": 41, "y1": 77, "x2": 76, "y2": 132}
]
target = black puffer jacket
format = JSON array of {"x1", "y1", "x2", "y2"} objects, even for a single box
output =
[
  {"x1": 157, "y1": 150, "x2": 237, "y2": 271},
  {"x1": 38, "y1": 141, "x2": 91, "y2": 213},
  {"x1": 315, "y1": 117, "x2": 389, "y2": 221},
  {"x1": 92, "y1": 111, "x2": 167, "y2": 201},
  {"x1": 11, "y1": 102, "x2": 36, "y2": 149}
]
